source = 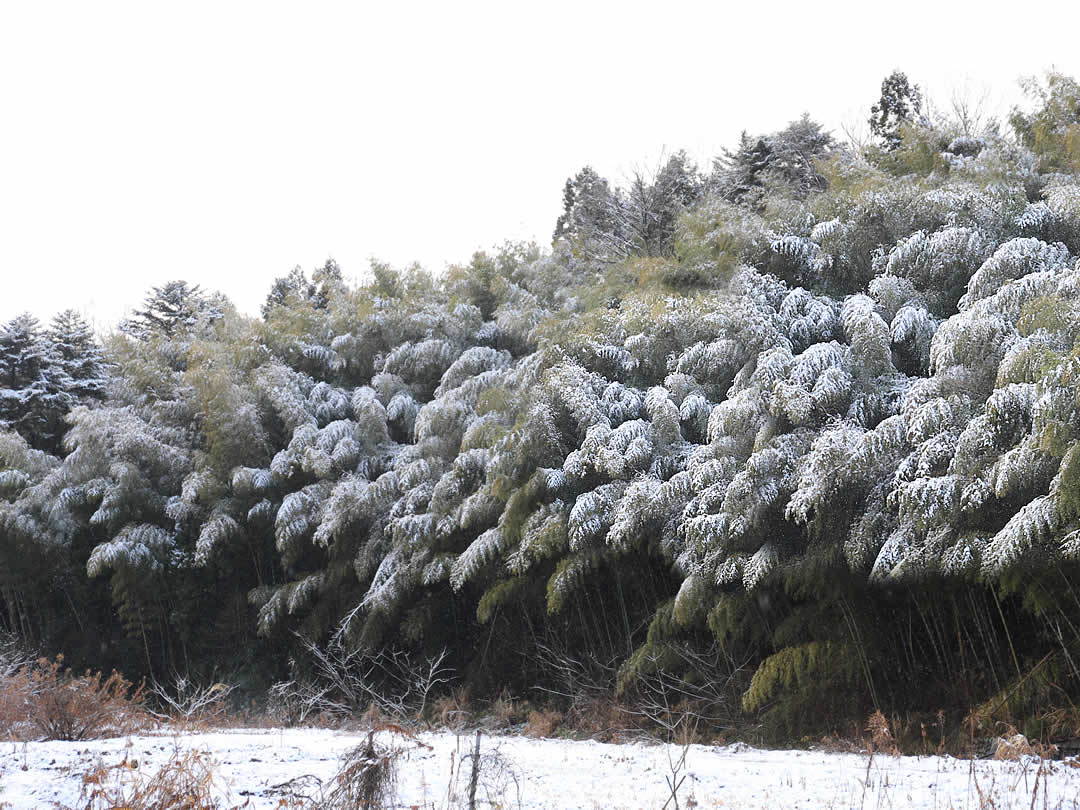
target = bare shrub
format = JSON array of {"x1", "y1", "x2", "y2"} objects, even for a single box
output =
[
  {"x1": 441, "y1": 732, "x2": 521, "y2": 810},
  {"x1": 150, "y1": 674, "x2": 236, "y2": 729},
  {"x1": 865, "y1": 710, "x2": 897, "y2": 755},
  {"x1": 533, "y1": 640, "x2": 618, "y2": 705},
  {"x1": 0, "y1": 632, "x2": 34, "y2": 679},
  {"x1": 22, "y1": 656, "x2": 146, "y2": 741},
  {"x1": 468, "y1": 749, "x2": 521, "y2": 810},
  {"x1": 534, "y1": 637, "x2": 747, "y2": 742},
  {"x1": 71, "y1": 747, "x2": 240, "y2": 810},
  {"x1": 532, "y1": 641, "x2": 628, "y2": 739},
  {"x1": 0, "y1": 633, "x2": 36, "y2": 739},
  {"x1": 321, "y1": 731, "x2": 397, "y2": 810},
  {"x1": 267, "y1": 726, "x2": 425, "y2": 809},
  {"x1": 432, "y1": 686, "x2": 471, "y2": 730},
  {"x1": 270, "y1": 636, "x2": 452, "y2": 727},
  {"x1": 623, "y1": 642, "x2": 750, "y2": 741}
]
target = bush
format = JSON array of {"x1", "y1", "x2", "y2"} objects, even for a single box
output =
[
  {"x1": 269, "y1": 727, "x2": 422, "y2": 809},
  {"x1": 149, "y1": 674, "x2": 236, "y2": 729},
  {"x1": 523, "y1": 708, "x2": 563, "y2": 738},
  {"x1": 432, "y1": 686, "x2": 471, "y2": 730},
  {"x1": 72, "y1": 747, "x2": 240, "y2": 810},
  {"x1": 3, "y1": 655, "x2": 147, "y2": 741},
  {"x1": 320, "y1": 731, "x2": 397, "y2": 810}
]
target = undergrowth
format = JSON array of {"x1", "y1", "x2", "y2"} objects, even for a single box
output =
[{"x1": 0, "y1": 653, "x2": 147, "y2": 741}]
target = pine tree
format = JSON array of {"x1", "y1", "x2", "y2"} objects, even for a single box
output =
[
  {"x1": 262, "y1": 267, "x2": 317, "y2": 319},
  {"x1": 869, "y1": 70, "x2": 924, "y2": 150},
  {"x1": 121, "y1": 280, "x2": 223, "y2": 339},
  {"x1": 48, "y1": 310, "x2": 106, "y2": 403},
  {"x1": 0, "y1": 314, "x2": 71, "y2": 453}
]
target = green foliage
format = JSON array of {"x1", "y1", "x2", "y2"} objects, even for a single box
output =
[
  {"x1": 616, "y1": 599, "x2": 679, "y2": 694},
  {"x1": 868, "y1": 123, "x2": 950, "y2": 177},
  {"x1": 869, "y1": 70, "x2": 924, "y2": 151},
  {"x1": 672, "y1": 198, "x2": 759, "y2": 288},
  {"x1": 1058, "y1": 443, "x2": 1080, "y2": 523},
  {"x1": 970, "y1": 650, "x2": 1080, "y2": 739},
  {"x1": 5, "y1": 72, "x2": 1080, "y2": 745},
  {"x1": 476, "y1": 577, "x2": 526, "y2": 624},
  {"x1": 743, "y1": 641, "x2": 837, "y2": 712},
  {"x1": 713, "y1": 114, "x2": 838, "y2": 205},
  {"x1": 1011, "y1": 72, "x2": 1080, "y2": 172}
]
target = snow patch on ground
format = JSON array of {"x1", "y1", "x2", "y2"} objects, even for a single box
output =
[{"x1": 1, "y1": 727, "x2": 1079, "y2": 809}]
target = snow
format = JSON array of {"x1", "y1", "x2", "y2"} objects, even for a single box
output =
[{"x1": 2, "y1": 728, "x2": 1079, "y2": 809}]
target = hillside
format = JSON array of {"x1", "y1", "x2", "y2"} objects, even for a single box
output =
[{"x1": 3, "y1": 71, "x2": 1080, "y2": 746}]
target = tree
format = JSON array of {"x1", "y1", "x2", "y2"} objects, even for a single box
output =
[
  {"x1": 554, "y1": 155, "x2": 703, "y2": 261},
  {"x1": 553, "y1": 166, "x2": 628, "y2": 261},
  {"x1": 622, "y1": 151, "x2": 703, "y2": 257},
  {"x1": 121, "y1": 281, "x2": 223, "y2": 339},
  {"x1": 0, "y1": 314, "x2": 69, "y2": 453},
  {"x1": 2, "y1": 72, "x2": 1080, "y2": 745},
  {"x1": 1010, "y1": 71, "x2": 1080, "y2": 171},
  {"x1": 262, "y1": 267, "x2": 317, "y2": 319},
  {"x1": 869, "y1": 70, "x2": 924, "y2": 150},
  {"x1": 712, "y1": 115, "x2": 837, "y2": 203},
  {"x1": 714, "y1": 132, "x2": 772, "y2": 203},
  {"x1": 765, "y1": 115, "x2": 837, "y2": 195},
  {"x1": 48, "y1": 310, "x2": 106, "y2": 404}
]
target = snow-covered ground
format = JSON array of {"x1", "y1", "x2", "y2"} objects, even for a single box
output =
[{"x1": 2, "y1": 727, "x2": 1079, "y2": 809}]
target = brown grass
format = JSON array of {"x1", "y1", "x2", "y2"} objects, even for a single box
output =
[
  {"x1": 992, "y1": 726, "x2": 1059, "y2": 761},
  {"x1": 0, "y1": 655, "x2": 147, "y2": 741},
  {"x1": 70, "y1": 747, "x2": 241, "y2": 810},
  {"x1": 490, "y1": 688, "x2": 517, "y2": 728},
  {"x1": 865, "y1": 710, "x2": 898, "y2": 756},
  {"x1": 320, "y1": 731, "x2": 398, "y2": 810},
  {"x1": 432, "y1": 686, "x2": 471, "y2": 730},
  {"x1": 523, "y1": 708, "x2": 563, "y2": 738}
]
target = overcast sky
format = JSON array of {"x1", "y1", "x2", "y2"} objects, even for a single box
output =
[{"x1": 2, "y1": 1, "x2": 1079, "y2": 331}]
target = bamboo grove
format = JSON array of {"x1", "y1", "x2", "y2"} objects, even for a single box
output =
[{"x1": 4, "y1": 72, "x2": 1080, "y2": 741}]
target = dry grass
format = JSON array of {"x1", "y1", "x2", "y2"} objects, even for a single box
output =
[
  {"x1": 0, "y1": 655, "x2": 147, "y2": 742},
  {"x1": 69, "y1": 747, "x2": 241, "y2": 810},
  {"x1": 265, "y1": 725, "x2": 426, "y2": 809},
  {"x1": 523, "y1": 708, "x2": 563, "y2": 738},
  {"x1": 565, "y1": 694, "x2": 627, "y2": 741},
  {"x1": 865, "y1": 710, "x2": 898, "y2": 756},
  {"x1": 490, "y1": 688, "x2": 517, "y2": 729},
  {"x1": 815, "y1": 731, "x2": 863, "y2": 754},
  {"x1": 319, "y1": 731, "x2": 398, "y2": 810},
  {"x1": 992, "y1": 730, "x2": 1034, "y2": 760},
  {"x1": 432, "y1": 686, "x2": 471, "y2": 730}
]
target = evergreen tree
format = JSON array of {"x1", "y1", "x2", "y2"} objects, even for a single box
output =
[
  {"x1": 0, "y1": 314, "x2": 69, "y2": 453},
  {"x1": 48, "y1": 309, "x2": 106, "y2": 403},
  {"x1": 869, "y1": 70, "x2": 924, "y2": 150},
  {"x1": 121, "y1": 280, "x2": 223, "y2": 339},
  {"x1": 553, "y1": 166, "x2": 627, "y2": 261},
  {"x1": 262, "y1": 267, "x2": 317, "y2": 319}
]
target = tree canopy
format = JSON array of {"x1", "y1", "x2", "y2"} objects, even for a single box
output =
[{"x1": 4, "y1": 70, "x2": 1080, "y2": 743}]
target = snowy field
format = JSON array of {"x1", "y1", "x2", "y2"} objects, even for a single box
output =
[{"x1": 2, "y1": 727, "x2": 1080, "y2": 809}]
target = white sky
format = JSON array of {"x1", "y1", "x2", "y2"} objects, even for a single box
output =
[{"x1": 2, "y1": 0, "x2": 1079, "y2": 331}]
